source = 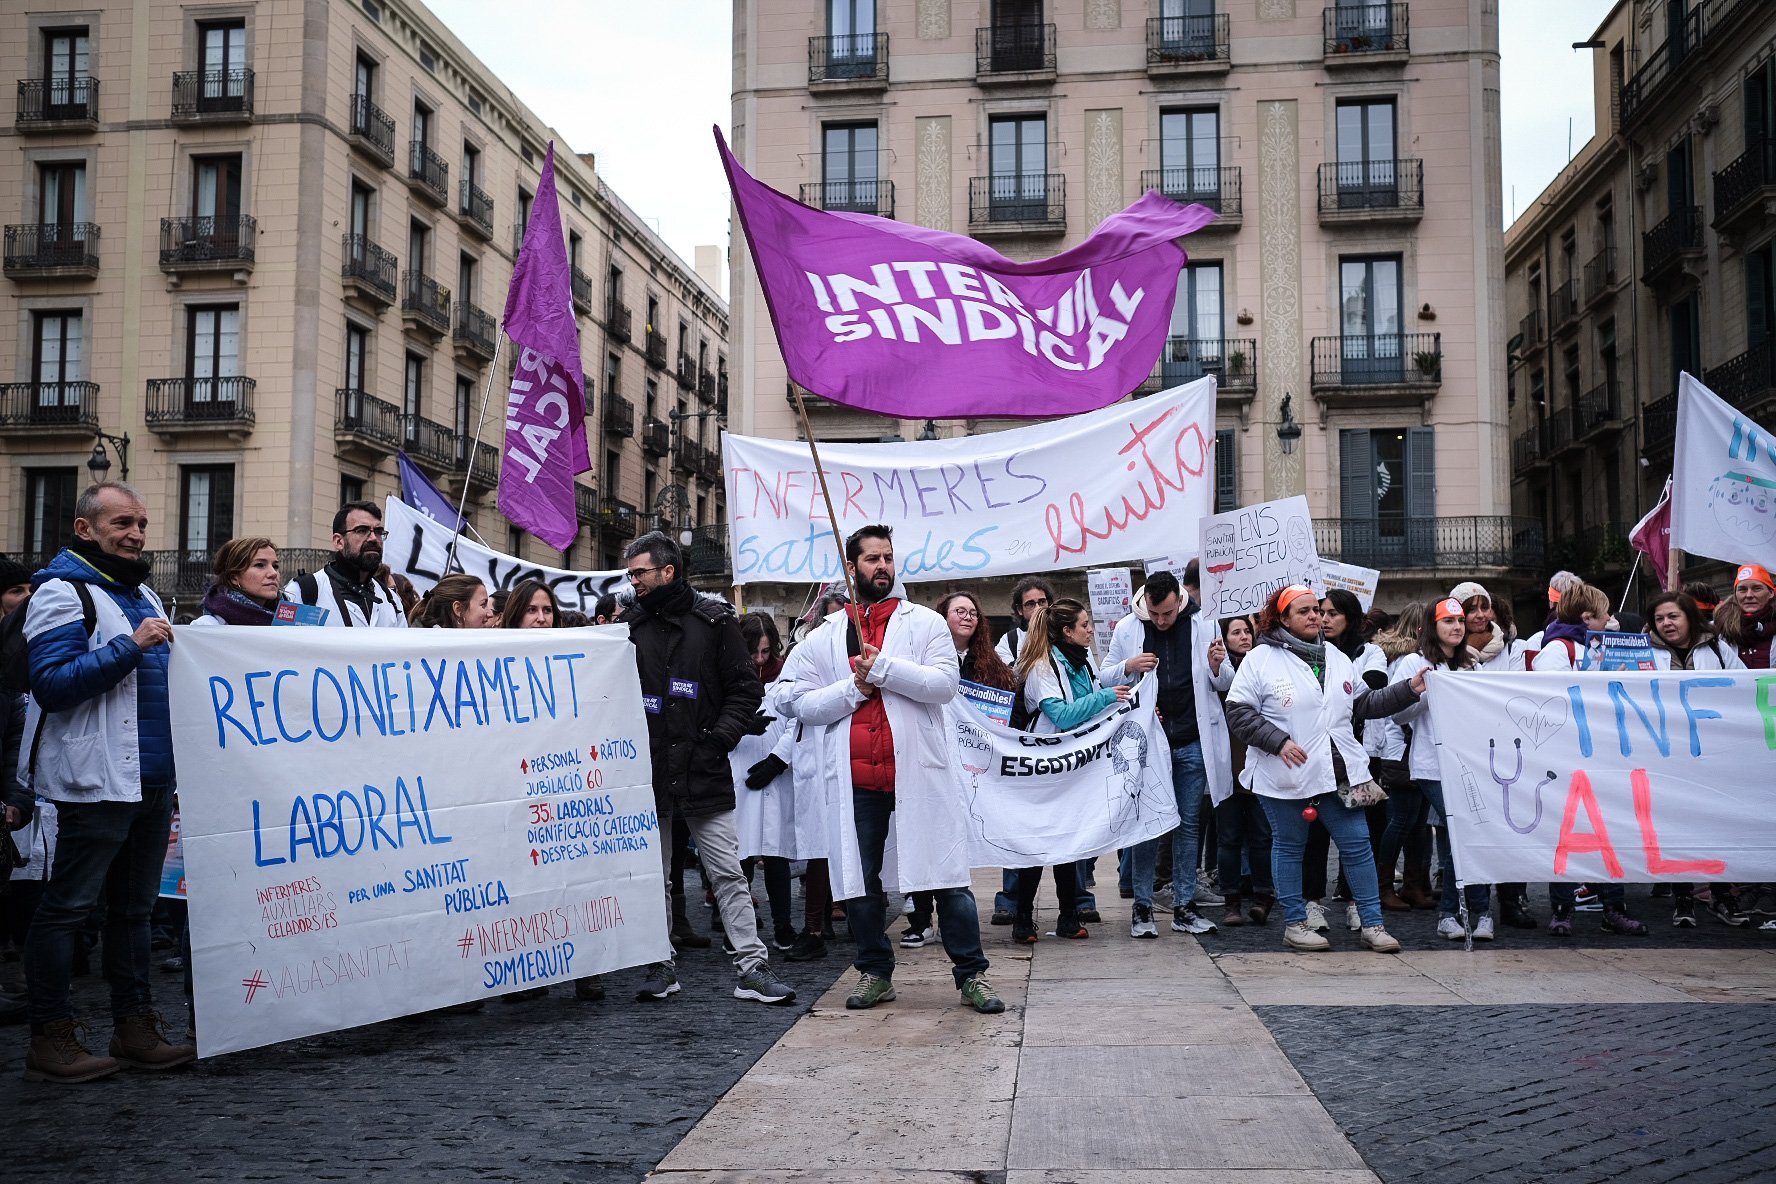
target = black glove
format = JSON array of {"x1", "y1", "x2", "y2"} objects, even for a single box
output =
[
  {"x1": 742, "y1": 710, "x2": 776, "y2": 736},
  {"x1": 745, "y1": 754, "x2": 789, "y2": 789}
]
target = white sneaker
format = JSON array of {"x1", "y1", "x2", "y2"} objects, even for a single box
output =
[
  {"x1": 1437, "y1": 915, "x2": 1467, "y2": 941},
  {"x1": 901, "y1": 895, "x2": 915, "y2": 916},
  {"x1": 1130, "y1": 904, "x2": 1158, "y2": 939},
  {"x1": 1471, "y1": 913, "x2": 1496, "y2": 941},
  {"x1": 1345, "y1": 902, "x2": 1362, "y2": 931},
  {"x1": 1304, "y1": 901, "x2": 1330, "y2": 932},
  {"x1": 1360, "y1": 925, "x2": 1401, "y2": 953},
  {"x1": 1283, "y1": 921, "x2": 1331, "y2": 951}
]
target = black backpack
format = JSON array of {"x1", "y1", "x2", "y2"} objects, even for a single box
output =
[{"x1": 0, "y1": 579, "x2": 97, "y2": 695}]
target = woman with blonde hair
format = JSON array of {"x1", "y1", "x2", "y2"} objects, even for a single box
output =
[{"x1": 193, "y1": 537, "x2": 287, "y2": 626}]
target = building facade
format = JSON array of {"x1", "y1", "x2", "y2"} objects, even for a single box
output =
[
  {"x1": 1504, "y1": 0, "x2": 1772, "y2": 601},
  {"x1": 2, "y1": 0, "x2": 729, "y2": 613},
  {"x1": 731, "y1": 0, "x2": 1519, "y2": 609}
]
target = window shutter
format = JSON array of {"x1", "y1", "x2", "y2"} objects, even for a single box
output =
[
  {"x1": 1338, "y1": 429, "x2": 1375, "y2": 563},
  {"x1": 1748, "y1": 247, "x2": 1770, "y2": 348},
  {"x1": 1405, "y1": 426, "x2": 1436, "y2": 565},
  {"x1": 1214, "y1": 429, "x2": 1236, "y2": 513}
]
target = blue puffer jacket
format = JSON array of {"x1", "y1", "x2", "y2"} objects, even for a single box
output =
[{"x1": 28, "y1": 549, "x2": 175, "y2": 787}]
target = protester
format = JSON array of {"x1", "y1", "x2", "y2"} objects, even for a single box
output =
[
  {"x1": 1099, "y1": 570, "x2": 1232, "y2": 939},
  {"x1": 499, "y1": 578, "x2": 558, "y2": 630},
  {"x1": 284, "y1": 501, "x2": 407, "y2": 627},
  {"x1": 772, "y1": 525, "x2": 1003, "y2": 1015},
  {"x1": 192, "y1": 537, "x2": 287, "y2": 625},
  {"x1": 1527, "y1": 581, "x2": 1610, "y2": 671},
  {"x1": 1308, "y1": 589, "x2": 1389, "y2": 932},
  {"x1": 594, "y1": 593, "x2": 620, "y2": 625},
  {"x1": 20, "y1": 483, "x2": 194, "y2": 1082},
  {"x1": 413, "y1": 575, "x2": 496, "y2": 629},
  {"x1": 1, "y1": 557, "x2": 30, "y2": 616},
  {"x1": 1715, "y1": 563, "x2": 1775, "y2": 669},
  {"x1": 735, "y1": 612, "x2": 801, "y2": 954},
  {"x1": 1212, "y1": 615, "x2": 1273, "y2": 927},
  {"x1": 0, "y1": 560, "x2": 32, "y2": 1024},
  {"x1": 995, "y1": 576, "x2": 1055, "y2": 665},
  {"x1": 779, "y1": 596, "x2": 840, "y2": 964},
  {"x1": 618, "y1": 532, "x2": 794, "y2": 1007},
  {"x1": 1369, "y1": 604, "x2": 1437, "y2": 913},
  {"x1": 1524, "y1": 570, "x2": 1585, "y2": 651},
  {"x1": 1224, "y1": 585, "x2": 1422, "y2": 954},
  {"x1": 389, "y1": 572, "x2": 421, "y2": 618},
  {"x1": 791, "y1": 589, "x2": 849, "y2": 647}
]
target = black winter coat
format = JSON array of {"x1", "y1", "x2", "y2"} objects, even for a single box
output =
[{"x1": 619, "y1": 580, "x2": 763, "y2": 818}]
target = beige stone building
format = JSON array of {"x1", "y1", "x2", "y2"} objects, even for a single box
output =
[
  {"x1": 1505, "y1": 0, "x2": 1773, "y2": 602},
  {"x1": 731, "y1": 0, "x2": 1521, "y2": 613},
  {"x1": 2, "y1": 0, "x2": 730, "y2": 612}
]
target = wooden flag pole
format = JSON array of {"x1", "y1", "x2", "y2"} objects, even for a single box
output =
[{"x1": 790, "y1": 386, "x2": 864, "y2": 636}]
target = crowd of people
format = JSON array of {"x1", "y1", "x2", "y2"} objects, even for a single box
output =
[{"x1": 2, "y1": 480, "x2": 1772, "y2": 1085}]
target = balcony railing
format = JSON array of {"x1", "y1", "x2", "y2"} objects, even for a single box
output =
[
  {"x1": 968, "y1": 174, "x2": 1066, "y2": 231},
  {"x1": 408, "y1": 142, "x2": 449, "y2": 205},
  {"x1": 641, "y1": 416, "x2": 671, "y2": 456},
  {"x1": 673, "y1": 444, "x2": 698, "y2": 476},
  {"x1": 459, "y1": 180, "x2": 494, "y2": 238},
  {"x1": 1641, "y1": 206, "x2": 1703, "y2": 283},
  {"x1": 1643, "y1": 391, "x2": 1678, "y2": 461},
  {"x1": 1139, "y1": 167, "x2": 1241, "y2": 221},
  {"x1": 676, "y1": 352, "x2": 697, "y2": 390},
  {"x1": 159, "y1": 214, "x2": 256, "y2": 268},
  {"x1": 454, "y1": 301, "x2": 497, "y2": 360},
  {"x1": 1156, "y1": 338, "x2": 1258, "y2": 394},
  {"x1": 1549, "y1": 279, "x2": 1580, "y2": 331},
  {"x1": 645, "y1": 328, "x2": 668, "y2": 369},
  {"x1": 401, "y1": 271, "x2": 451, "y2": 335},
  {"x1": 171, "y1": 68, "x2": 253, "y2": 119},
  {"x1": 603, "y1": 395, "x2": 635, "y2": 438},
  {"x1": 799, "y1": 180, "x2": 895, "y2": 219},
  {"x1": 576, "y1": 483, "x2": 600, "y2": 524},
  {"x1": 463, "y1": 437, "x2": 500, "y2": 489},
  {"x1": 1583, "y1": 246, "x2": 1617, "y2": 304},
  {"x1": 1518, "y1": 308, "x2": 1544, "y2": 347},
  {"x1": 1574, "y1": 381, "x2": 1619, "y2": 438},
  {"x1": 402, "y1": 411, "x2": 462, "y2": 472},
  {"x1": 600, "y1": 497, "x2": 639, "y2": 539},
  {"x1": 1314, "y1": 516, "x2": 1544, "y2": 572},
  {"x1": 348, "y1": 93, "x2": 395, "y2": 165},
  {"x1": 1310, "y1": 333, "x2": 1442, "y2": 388},
  {"x1": 977, "y1": 23, "x2": 1056, "y2": 76},
  {"x1": 341, "y1": 234, "x2": 397, "y2": 304},
  {"x1": 700, "y1": 445, "x2": 724, "y2": 484},
  {"x1": 0, "y1": 381, "x2": 100, "y2": 431},
  {"x1": 145, "y1": 376, "x2": 255, "y2": 430},
  {"x1": 1713, "y1": 138, "x2": 1776, "y2": 229},
  {"x1": 1323, "y1": 3, "x2": 1409, "y2": 57},
  {"x1": 808, "y1": 32, "x2": 889, "y2": 85},
  {"x1": 1511, "y1": 424, "x2": 1548, "y2": 472},
  {"x1": 606, "y1": 300, "x2": 632, "y2": 342},
  {"x1": 17, "y1": 77, "x2": 99, "y2": 128},
  {"x1": 1317, "y1": 159, "x2": 1423, "y2": 216},
  {"x1": 570, "y1": 266, "x2": 594, "y2": 315},
  {"x1": 335, "y1": 388, "x2": 403, "y2": 453},
  {"x1": 1546, "y1": 521, "x2": 1636, "y2": 578},
  {"x1": 1621, "y1": 4, "x2": 1705, "y2": 126},
  {"x1": 4, "y1": 223, "x2": 99, "y2": 274},
  {"x1": 716, "y1": 372, "x2": 729, "y2": 411},
  {"x1": 697, "y1": 367, "x2": 716, "y2": 402},
  {"x1": 1146, "y1": 14, "x2": 1229, "y2": 67},
  {"x1": 1703, "y1": 335, "x2": 1776, "y2": 419},
  {"x1": 683, "y1": 525, "x2": 730, "y2": 578}
]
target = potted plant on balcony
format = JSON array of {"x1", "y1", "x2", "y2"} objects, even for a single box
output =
[
  {"x1": 1412, "y1": 350, "x2": 1439, "y2": 378},
  {"x1": 1228, "y1": 349, "x2": 1247, "y2": 376}
]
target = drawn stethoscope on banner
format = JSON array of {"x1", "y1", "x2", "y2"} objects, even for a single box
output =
[{"x1": 1489, "y1": 738, "x2": 1556, "y2": 834}]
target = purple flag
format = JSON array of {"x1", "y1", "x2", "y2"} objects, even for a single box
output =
[
  {"x1": 718, "y1": 127, "x2": 1216, "y2": 420},
  {"x1": 398, "y1": 450, "x2": 467, "y2": 533},
  {"x1": 499, "y1": 142, "x2": 591, "y2": 552}
]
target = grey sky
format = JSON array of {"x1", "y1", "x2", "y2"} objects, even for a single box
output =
[{"x1": 423, "y1": 0, "x2": 1617, "y2": 285}]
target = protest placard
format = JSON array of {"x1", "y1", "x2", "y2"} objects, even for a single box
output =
[
  {"x1": 382, "y1": 497, "x2": 624, "y2": 615},
  {"x1": 959, "y1": 679, "x2": 1018, "y2": 726},
  {"x1": 1582, "y1": 631, "x2": 1657, "y2": 671},
  {"x1": 722, "y1": 379, "x2": 1216, "y2": 583},
  {"x1": 1086, "y1": 568, "x2": 1133, "y2": 655},
  {"x1": 1197, "y1": 495, "x2": 1323, "y2": 619},
  {"x1": 1428, "y1": 670, "x2": 1776, "y2": 884},
  {"x1": 160, "y1": 810, "x2": 186, "y2": 900},
  {"x1": 168, "y1": 625, "x2": 669, "y2": 1057},
  {"x1": 1319, "y1": 560, "x2": 1380, "y2": 611}
]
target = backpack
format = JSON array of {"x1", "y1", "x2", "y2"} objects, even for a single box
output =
[{"x1": 0, "y1": 579, "x2": 97, "y2": 695}]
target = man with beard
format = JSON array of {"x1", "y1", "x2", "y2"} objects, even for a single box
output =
[{"x1": 286, "y1": 501, "x2": 407, "y2": 627}]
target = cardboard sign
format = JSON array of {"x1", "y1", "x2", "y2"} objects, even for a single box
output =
[
  {"x1": 273, "y1": 602, "x2": 331, "y2": 626},
  {"x1": 1198, "y1": 495, "x2": 1323, "y2": 619},
  {"x1": 1319, "y1": 560, "x2": 1380, "y2": 612},
  {"x1": 1086, "y1": 568, "x2": 1133, "y2": 656},
  {"x1": 1582, "y1": 631, "x2": 1657, "y2": 671},
  {"x1": 959, "y1": 679, "x2": 1018, "y2": 726}
]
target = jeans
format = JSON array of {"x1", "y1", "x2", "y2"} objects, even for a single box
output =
[
  {"x1": 1073, "y1": 860, "x2": 1097, "y2": 913},
  {"x1": 1258, "y1": 793, "x2": 1384, "y2": 929},
  {"x1": 1215, "y1": 793, "x2": 1274, "y2": 897},
  {"x1": 848, "y1": 790, "x2": 988, "y2": 988},
  {"x1": 994, "y1": 869, "x2": 1018, "y2": 918},
  {"x1": 1129, "y1": 742, "x2": 1206, "y2": 911},
  {"x1": 1416, "y1": 779, "x2": 1491, "y2": 918},
  {"x1": 656, "y1": 800, "x2": 766, "y2": 975},
  {"x1": 25, "y1": 781, "x2": 177, "y2": 1027}
]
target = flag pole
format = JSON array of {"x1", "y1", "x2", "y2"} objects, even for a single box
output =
[
  {"x1": 790, "y1": 386, "x2": 864, "y2": 635},
  {"x1": 446, "y1": 334, "x2": 504, "y2": 572},
  {"x1": 1619, "y1": 550, "x2": 1642, "y2": 614}
]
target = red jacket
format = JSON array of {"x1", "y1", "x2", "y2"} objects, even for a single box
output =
[{"x1": 848, "y1": 598, "x2": 898, "y2": 793}]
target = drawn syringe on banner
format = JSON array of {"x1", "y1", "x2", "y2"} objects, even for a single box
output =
[{"x1": 1455, "y1": 750, "x2": 1489, "y2": 825}]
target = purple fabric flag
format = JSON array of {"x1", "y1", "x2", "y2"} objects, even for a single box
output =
[
  {"x1": 398, "y1": 450, "x2": 467, "y2": 533},
  {"x1": 718, "y1": 127, "x2": 1216, "y2": 420},
  {"x1": 499, "y1": 142, "x2": 591, "y2": 552}
]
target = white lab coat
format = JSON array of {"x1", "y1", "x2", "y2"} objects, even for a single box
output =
[
  {"x1": 1387, "y1": 653, "x2": 1446, "y2": 782},
  {"x1": 1650, "y1": 638, "x2": 1746, "y2": 671},
  {"x1": 283, "y1": 570, "x2": 406, "y2": 628},
  {"x1": 1098, "y1": 597, "x2": 1235, "y2": 803},
  {"x1": 731, "y1": 681, "x2": 823, "y2": 859},
  {"x1": 1225, "y1": 641, "x2": 1374, "y2": 802},
  {"x1": 771, "y1": 592, "x2": 969, "y2": 898},
  {"x1": 994, "y1": 626, "x2": 1029, "y2": 665}
]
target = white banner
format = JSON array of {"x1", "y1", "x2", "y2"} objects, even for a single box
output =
[
  {"x1": 1427, "y1": 670, "x2": 1776, "y2": 884},
  {"x1": 169, "y1": 626, "x2": 669, "y2": 1057},
  {"x1": 1086, "y1": 568, "x2": 1133, "y2": 655},
  {"x1": 949, "y1": 673, "x2": 1179, "y2": 867},
  {"x1": 722, "y1": 379, "x2": 1216, "y2": 584},
  {"x1": 382, "y1": 497, "x2": 625, "y2": 615},
  {"x1": 1320, "y1": 560, "x2": 1380, "y2": 612},
  {"x1": 1672, "y1": 372, "x2": 1776, "y2": 569},
  {"x1": 1198, "y1": 495, "x2": 1323, "y2": 619}
]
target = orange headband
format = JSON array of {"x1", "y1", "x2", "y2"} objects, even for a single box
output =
[
  {"x1": 1277, "y1": 585, "x2": 1318, "y2": 615},
  {"x1": 1737, "y1": 564, "x2": 1776, "y2": 591},
  {"x1": 1434, "y1": 597, "x2": 1465, "y2": 622}
]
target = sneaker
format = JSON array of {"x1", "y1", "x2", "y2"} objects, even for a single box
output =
[
  {"x1": 902, "y1": 895, "x2": 915, "y2": 915},
  {"x1": 845, "y1": 971, "x2": 896, "y2": 1010},
  {"x1": 1650, "y1": 882, "x2": 1673, "y2": 898},
  {"x1": 1360, "y1": 925, "x2": 1402, "y2": 953},
  {"x1": 108, "y1": 1008, "x2": 196, "y2": 1071},
  {"x1": 784, "y1": 931, "x2": 829, "y2": 961},
  {"x1": 1012, "y1": 912, "x2": 1039, "y2": 944},
  {"x1": 1672, "y1": 899, "x2": 1697, "y2": 928},
  {"x1": 1546, "y1": 905, "x2": 1574, "y2": 937},
  {"x1": 573, "y1": 976, "x2": 606, "y2": 1002},
  {"x1": 1600, "y1": 906, "x2": 1648, "y2": 936},
  {"x1": 772, "y1": 925, "x2": 798, "y2": 951},
  {"x1": 1171, "y1": 906, "x2": 1216, "y2": 935},
  {"x1": 1437, "y1": 915, "x2": 1467, "y2": 941},
  {"x1": 1760, "y1": 917, "x2": 1776, "y2": 932},
  {"x1": 1283, "y1": 922, "x2": 1331, "y2": 951},
  {"x1": 1076, "y1": 908, "x2": 1102, "y2": 923},
  {"x1": 24, "y1": 1019, "x2": 121, "y2": 1084},
  {"x1": 1303, "y1": 901, "x2": 1330, "y2": 933},
  {"x1": 1345, "y1": 902, "x2": 1362, "y2": 932},
  {"x1": 1193, "y1": 875, "x2": 1225, "y2": 907},
  {"x1": 1153, "y1": 884, "x2": 1175, "y2": 910},
  {"x1": 1471, "y1": 913, "x2": 1496, "y2": 941},
  {"x1": 1572, "y1": 886, "x2": 1603, "y2": 912},
  {"x1": 958, "y1": 973, "x2": 1005, "y2": 1014},
  {"x1": 900, "y1": 927, "x2": 934, "y2": 948},
  {"x1": 989, "y1": 908, "x2": 1015, "y2": 927},
  {"x1": 1750, "y1": 887, "x2": 1776, "y2": 915},
  {"x1": 1708, "y1": 894, "x2": 1753, "y2": 928},
  {"x1": 635, "y1": 962, "x2": 680, "y2": 1002},
  {"x1": 734, "y1": 964, "x2": 797, "y2": 1006},
  {"x1": 1055, "y1": 912, "x2": 1088, "y2": 939},
  {"x1": 1130, "y1": 903, "x2": 1158, "y2": 939}
]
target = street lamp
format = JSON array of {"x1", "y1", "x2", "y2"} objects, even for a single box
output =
[
  {"x1": 87, "y1": 431, "x2": 131, "y2": 482},
  {"x1": 1276, "y1": 394, "x2": 1302, "y2": 457}
]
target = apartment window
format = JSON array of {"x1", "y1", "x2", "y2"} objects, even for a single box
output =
[
  {"x1": 1666, "y1": 135, "x2": 1694, "y2": 221},
  {"x1": 1608, "y1": 43, "x2": 1623, "y2": 130},
  {"x1": 606, "y1": 448, "x2": 621, "y2": 496},
  {"x1": 412, "y1": 101, "x2": 432, "y2": 152},
  {"x1": 987, "y1": 115, "x2": 1049, "y2": 221},
  {"x1": 646, "y1": 295, "x2": 660, "y2": 333},
  {"x1": 1749, "y1": 240, "x2": 1776, "y2": 348},
  {"x1": 1214, "y1": 429, "x2": 1236, "y2": 514},
  {"x1": 38, "y1": 162, "x2": 86, "y2": 229},
  {"x1": 1668, "y1": 292, "x2": 1701, "y2": 391},
  {"x1": 1531, "y1": 368, "x2": 1546, "y2": 412},
  {"x1": 462, "y1": 143, "x2": 479, "y2": 188},
  {"x1": 44, "y1": 28, "x2": 90, "y2": 108},
  {"x1": 568, "y1": 232, "x2": 582, "y2": 271},
  {"x1": 194, "y1": 155, "x2": 243, "y2": 227},
  {"x1": 1561, "y1": 345, "x2": 1580, "y2": 407},
  {"x1": 180, "y1": 465, "x2": 236, "y2": 558},
  {"x1": 1332, "y1": 0, "x2": 1397, "y2": 42},
  {"x1": 340, "y1": 475, "x2": 365, "y2": 506},
  {"x1": 456, "y1": 375, "x2": 474, "y2": 440},
  {"x1": 409, "y1": 219, "x2": 430, "y2": 274},
  {"x1": 1164, "y1": 263, "x2": 1224, "y2": 384},
  {"x1": 404, "y1": 352, "x2": 425, "y2": 437},
  {"x1": 1598, "y1": 319, "x2": 1619, "y2": 397},
  {"x1": 608, "y1": 265, "x2": 624, "y2": 308},
  {"x1": 645, "y1": 378, "x2": 658, "y2": 417},
  {"x1": 458, "y1": 252, "x2": 477, "y2": 304},
  {"x1": 197, "y1": 20, "x2": 247, "y2": 109},
  {"x1": 1746, "y1": 58, "x2": 1775, "y2": 151},
  {"x1": 1158, "y1": 0, "x2": 1218, "y2": 55},
  {"x1": 517, "y1": 187, "x2": 533, "y2": 242},
  {"x1": 828, "y1": 0, "x2": 875, "y2": 38},
  {"x1": 1338, "y1": 255, "x2": 1403, "y2": 382},
  {"x1": 354, "y1": 54, "x2": 376, "y2": 102},
  {"x1": 33, "y1": 311, "x2": 84, "y2": 410},
  {"x1": 604, "y1": 352, "x2": 620, "y2": 401},
  {"x1": 677, "y1": 320, "x2": 689, "y2": 355},
  {"x1": 187, "y1": 305, "x2": 242, "y2": 402},
  {"x1": 508, "y1": 526, "x2": 523, "y2": 556},
  {"x1": 24, "y1": 468, "x2": 78, "y2": 558},
  {"x1": 1339, "y1": 427, "x2": 1434, "y2": 564},
  {"x1": 644, "y1": 471, "x2": 657, "y2": 511},
  {"x1": 345, "y1": 322, "x2": 369, "y2": 390},
  {"x1": 349, "y1": 181, "x2": 374, "y2": 244},
  {"x1": 822, "y1": 122, "x2": 879, "y2": 212},
  {"x1": 1333, "y1": 98, "x2": 1398, "y2": 207},
  {"x1": 1158, "y1": 109, "x2": 1220, "y2": 203}
]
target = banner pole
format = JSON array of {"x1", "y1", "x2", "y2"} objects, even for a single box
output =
[
  {"x1": 1668, "y1": 547, "x2": 1684, "y2": 594},
  {"x1": 1619, "y1": 550, "x2": 1642, "y2": 615},
  {"x1": 446, "y1": 335, "x2": 505, "y2": 572},
  {"x1": 791, "y1": 386, "x2": 864, "y2": 635}
]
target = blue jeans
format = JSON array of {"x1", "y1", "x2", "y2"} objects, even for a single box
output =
[
  {"x1": 1416, "y1": 779, "x2": 1491, "y2": 918},
  {"x1": 1129, "y1": 742, "x2": 1205, "y2": 911},
  {"x1": 1259, "y1": 792, "x2": 1384, "y2": 929},
  {"x1": 847, "y1": 791, "x2": 988, "y2": 988},
  {"x1": 25, "y1": 781, "x2": 177, "y2": 1027},
  {"x1": 1215, "y1": 793, "x2": 1274, "y2": 896}
]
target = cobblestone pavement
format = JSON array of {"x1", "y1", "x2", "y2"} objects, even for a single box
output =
[{"x1": 1260, "y1": 1003, "x2": 1776, "y2": 1184}]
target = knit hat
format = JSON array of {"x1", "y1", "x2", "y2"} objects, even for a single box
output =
[
  {"x1": 0, "y1": 556, "x2": 30, "y2": 593},
  {"x1": 1449, "y1": 581, "x2": 1489, "y2": 605}
]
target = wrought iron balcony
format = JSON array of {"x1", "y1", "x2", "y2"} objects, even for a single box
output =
[
  {"x1": 571, "y1": 265, "x2": 594, "y2": 315},
  {"x1": 676, "y1": 352, "x2": 697, "y2": 390},
  {"x1": 17, "y1": 78, "x2": 99, "y2": 130},
  {"x1": 576, "y1": 483, "x2": 600, "y2": 524},
  {"x1": 700, "y1": 445, "x2": 724, "y2": 484},
  {"x1": 600, "y1": 496, "x2": 639, "y2": 538},
  {"x1": 1317, "y1": 159, "x2": 1423, "y2": 220},
  {"x1": 1643, "y1": 391, "x2": 1678, "y2": 462},
  {"x1": 1314, "y1": 516, "x2": 1544, "y2": 573},
  {"x1": 1145, "y1": 14, "x2": 1229, "y2": 70},
  {"x1": 798, "y1": 180, "x2": 895, "y2": 218},
  {"x1": 1310, "y1": 333, "x2": 1442, "y2": 390},
  {"x1": 1154, "y1": 338, "x2": 1258, "y2": 397},
  {"x1": 645, "y1": 328, "x2": 668, "y2": 369},
  {"x1": 159, "y1": 214, "x2": 256, "y2": 271},
  {"x1": 145, "y1": 376, "x2": 255, "y2": 432},
  {"x1": 603, "y1": 395, "x2": 635, "y2": 438},
  {"x1": 459, "y1": 180, "x2": 494, "y2": 238},
  {"x1": 454, "y1": 300, "x2": 497, "y2": 361},
  {"x1": 0, "y1": 381, "x2": 100, "y2": 432},
  {"x1": 808, "y1": 32, "x2": 889, "y2": 87},
  {"x1": 1139, "y1": 167, "x2": 1241, "y2": 224},
  {"x1": 606, "y1": 300, "x2": 632, "y2": 343},
  {"x1": 171, "y1": 68, "x2": 253, "y2": 120},
  {"x1": 401, "y1": 410, "x2": 462, "y2": 471},
  {"x1": 1549, "y1": 279, "x2": 1580, "y2": 332},
  {"x1": 1511, "y1": 423, "x2": 1549, "y2": 473},
  {"x1": 968, "y1": 174, "x2": 1066, "y2": 234},
  {"x1": 1620, "y1": 4, "x2": 1704, "y2": 128},
  {"x1": 408, "y1": 142, "x2": 449, "y2": 206},
  {"x1": 1713, "y1": 138, "x2": 1776, "y2": 233},
  {"x1": 348, "y1": 93, "x2": 395, "y2": 165},
  {"x1": 1702, "y1": 335, "x2": 1776, "y2": 422},
  {"x1": 683, "y1": 524, "x2": 730, "y2": 578},
  {"x1": 977, "y1": 23, "x2": 1056, "y2": 78},
  {"x1": 1641, "y1": 206, "x2": 1703, "y2": 284},
  {"x1": 1574, "y1": 381, "x2": 1621, "y2": 439},
  {"x1": 673, "y1": 443, "x2": 698, "y2": 476},
  {"x1": 1583, "y1": 246, "x2": 1617, "y2": 305},
  {"x1": 341, "y1": 234, "x2": 397, "y2": 305},
  {"x1": 335, "y1": 388, "x2": 403, "y2": 455},
  {"x1": 1546, "y1": 521, "x2": 1636, "y2": 578},
  {"x1": 4, "y1": 223, "x2": 99, "y2": 276},
  {"x1": 716, "y1": 371, "x2": 729, "y2": 412},
  {"x1": 697, "y1": 367, "x2": 716, "y2": 402},
  {"x1": 1518, "y1": 308, "x2": 1544, "y2": 347},
  {"x1": 1323, "y1": 3, "x2": 1409, "y2": 60},
  {"x1": 463, "y1": 437, "x2": 500, "y2": 490},
  {"x1": 641, "y1": 415, "x2": 671, "y2": 456},
  {"x1": 401, "y1": 270, "x2": 451, "y2": 336}
]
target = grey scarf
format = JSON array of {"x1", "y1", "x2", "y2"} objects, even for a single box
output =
[{"x1": 1264, "y1": 627, "x2": 1327, "y2": 686}]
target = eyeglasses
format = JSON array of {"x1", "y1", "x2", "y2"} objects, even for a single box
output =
[
  {"x1": 344, "y1": 526, "x2": 390, "y2": 540},
  {"x1": 949, "y1": 607, "x2": 979, "y2": 619},
  {"x1": 1021, "y1": 597, "x2": 1049, "y2": 610},
  {"x1": 625, "y1": 565, "x2": 663, "y2": 582}
]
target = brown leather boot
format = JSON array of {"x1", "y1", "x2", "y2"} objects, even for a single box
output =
[
  {"x1": 109, "y1": 1008, "x2": 196, "y2": 1070},
  {"x1": 24, "y1": 1018, "x2": 122, "y2": 1083},
  {"x1": 1379, "y1": 887, "x2": 1413, "y2": 912}
]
